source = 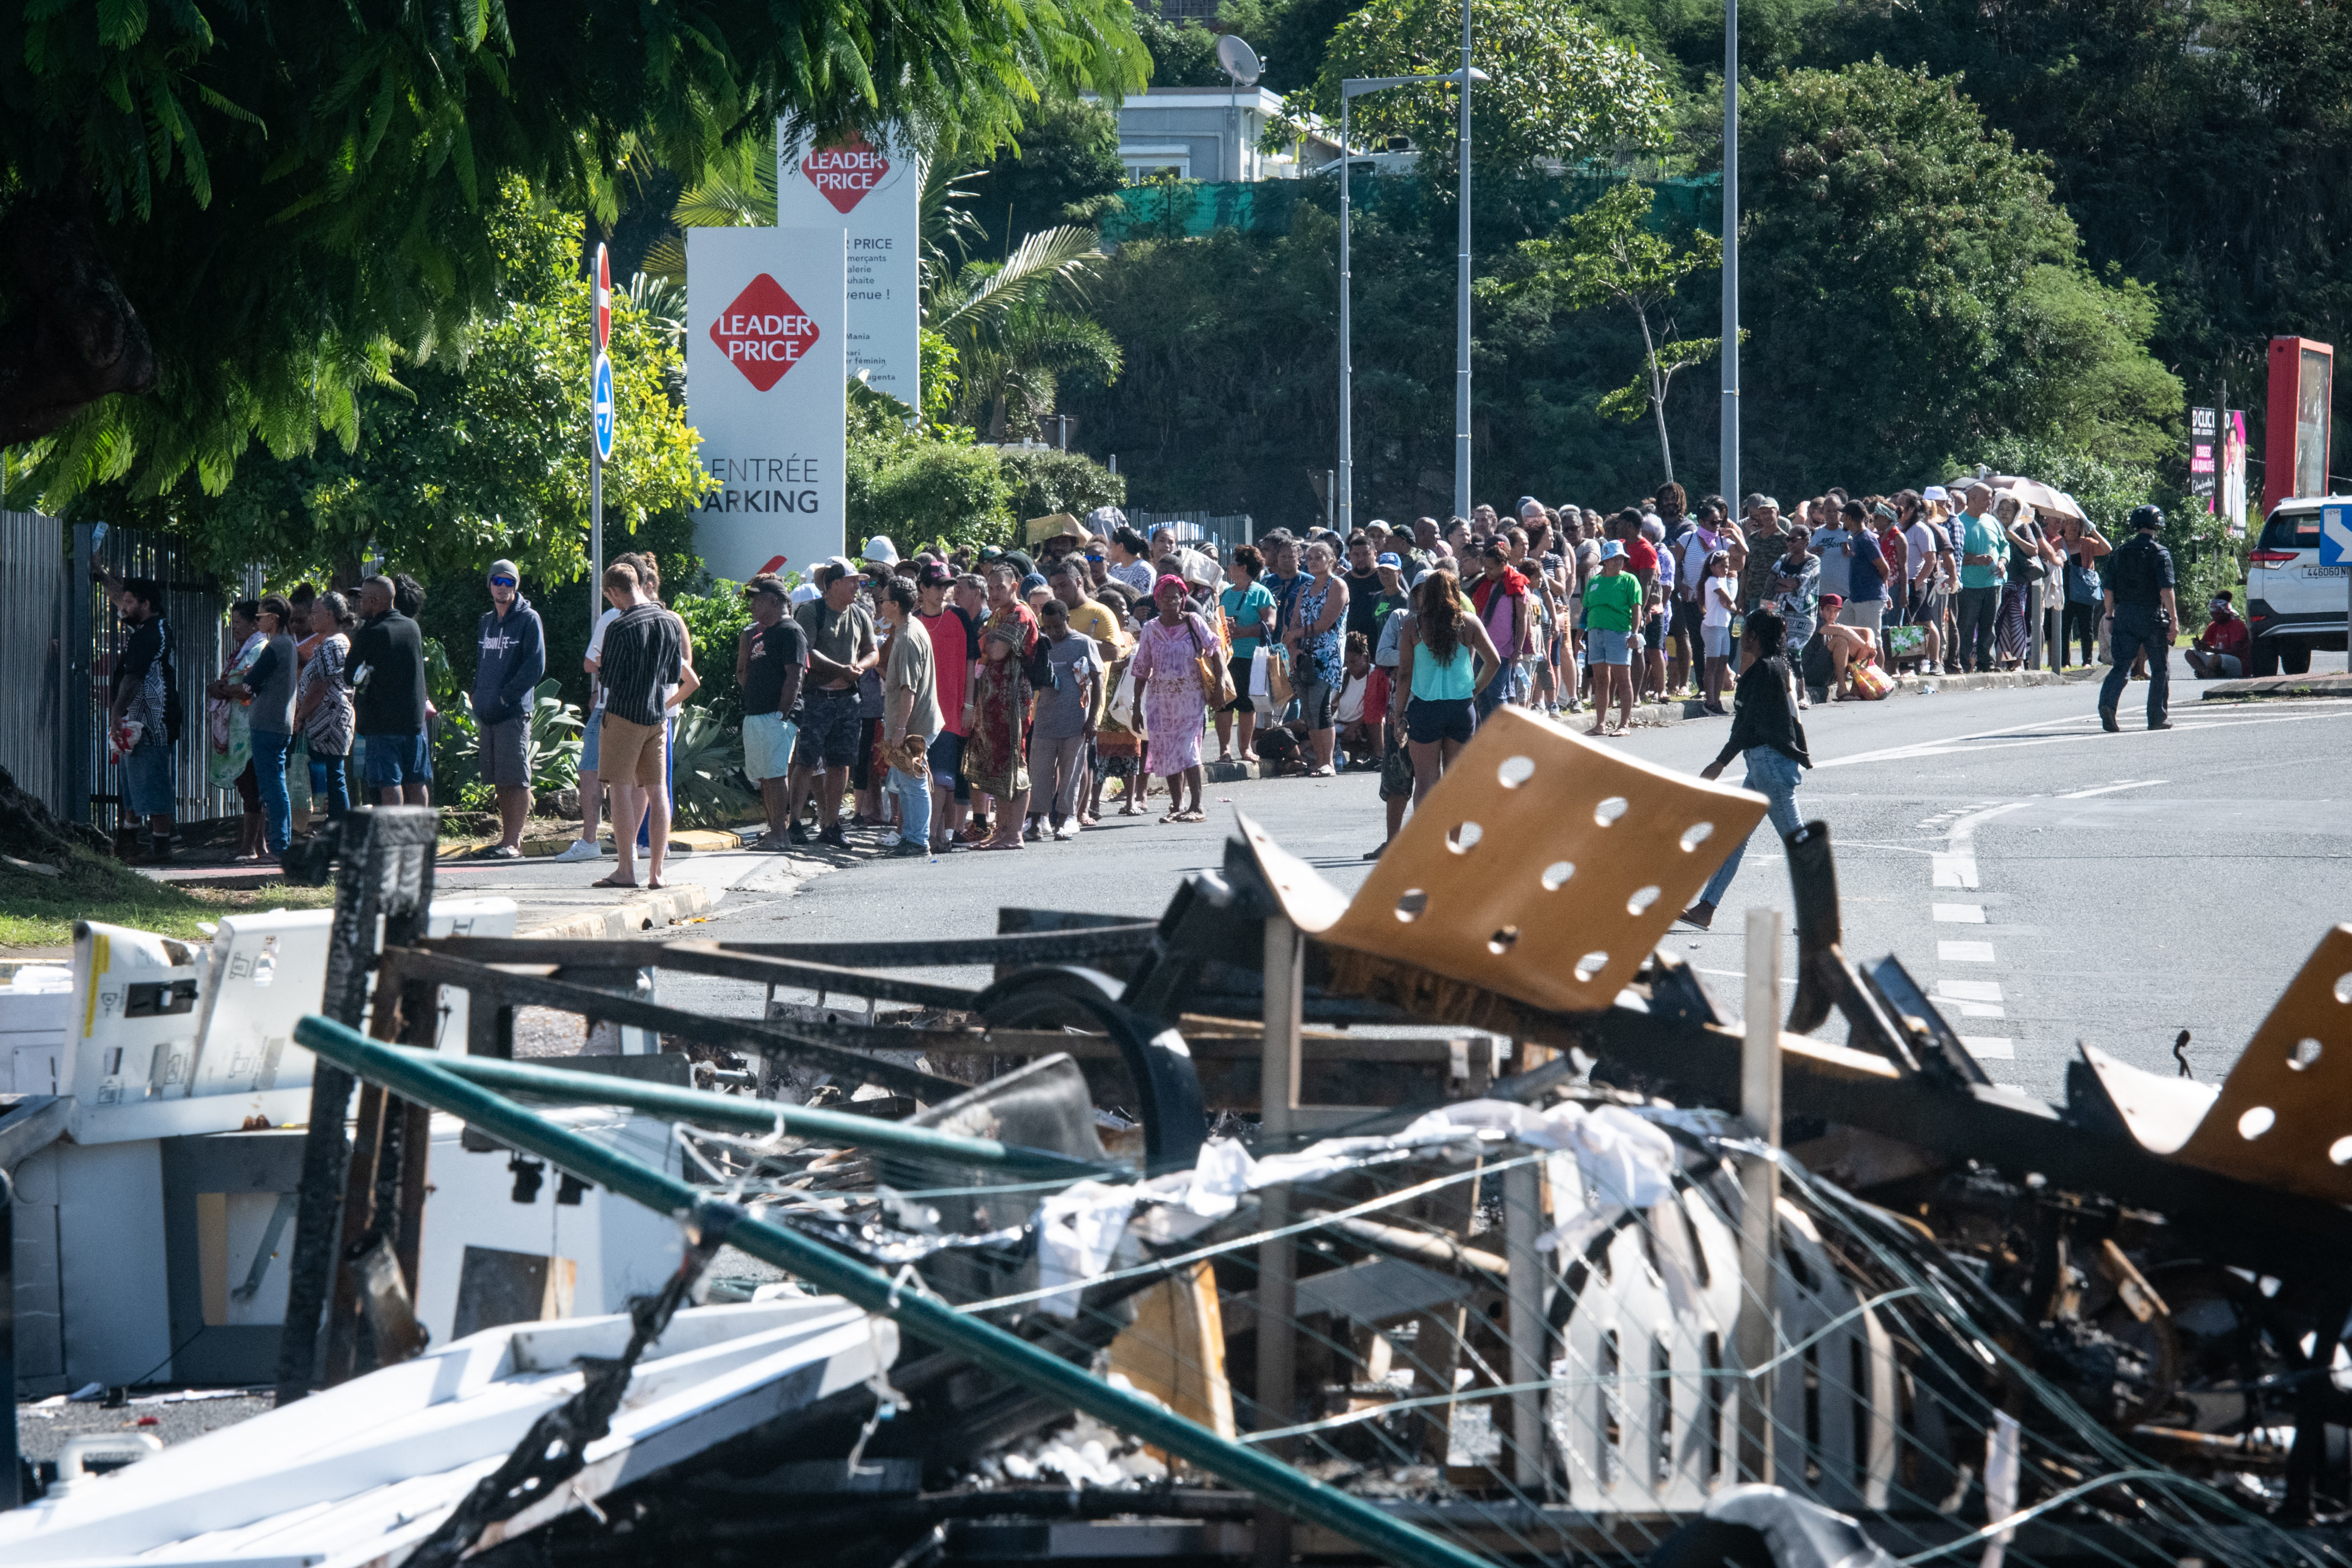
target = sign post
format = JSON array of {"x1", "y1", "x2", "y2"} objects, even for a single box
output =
[
  {"x1": 590, "y1": 242, "x2": 612, "y2": 633},
  {"x1": 776, "y1": 126, "x2": 920, "y2": 411},
  {"x1": 2323, "y1": 504, "x2": 2352, "y2": 669}
]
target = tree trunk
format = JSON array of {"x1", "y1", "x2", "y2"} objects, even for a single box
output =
[
  {"x1": 0, "y1": 201, "x2": 159, "y2": 445},
  {"x1": 1634, "y1": 303, "x2": 1673, "y2": 483}
]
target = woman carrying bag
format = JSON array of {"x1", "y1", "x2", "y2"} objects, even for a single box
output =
[{"x1": 1128, "y1": 573, "x2": 1219, "y2": 822}]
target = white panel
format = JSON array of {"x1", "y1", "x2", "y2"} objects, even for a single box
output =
[
  {"x1": 776, "y1": 124, "x2": 922, "y2": 409},
  {"x1": 57, "y1": 1140, "x2": 173, "y2": 1388}
]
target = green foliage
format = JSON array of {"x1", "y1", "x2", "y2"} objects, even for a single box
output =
[
  {"x1": 1307, "y1": 0, "x2": 1673, "y2": 172},
  {"x1": 998, "y1": 448, "x2": 1126, "y2": 523},
  {"x1": 525, "y1": 681, "x2": 586, "y2": 794},
  {"x1": 1490, "y1": 183, "x2": 1725, "y2": 478},
  {"x1": 852, "y1": 426, "x2": 1018, "y2": 555},
  {"x1": 1, "y1": 0, "x2": 1149, "y2": 510},
  {"x1": 90, "y1": 197, "x2": 709, "y2": 587},
  {"x1": 1730, "y1": 61, "x2": 2180, "y2": 486},
  {"x1": 964, "y1": 98, "x2": 1129, "y2": 256},
  {"x1": 928, "y1": 226, "x2": 1122, "y2": 438},
  {"x1": 670, "y1": 706, "x2": 758, "y2": 829},
  {"x1": 1219, "y1": 0, "x2": 1367, "y2": 95},
  {"x1": 1132, "y1": 13, "x2": 1230, "y2": 87},
  {"x1": 670, "y1": 581, "x2": 757, "y2": 726}
]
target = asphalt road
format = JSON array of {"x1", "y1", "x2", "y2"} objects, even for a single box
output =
[{"x1": 494, "y1": 666, "x2": 2352, "y2": 1105}]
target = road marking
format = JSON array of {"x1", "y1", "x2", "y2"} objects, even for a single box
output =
[
  {"x1": 1933, "y1": 903, "x2": 1986, "y2": 923},
  {"x1": 1940, "y1": 940, "x2": 1996, "y2": 963},
  {"x1": 1960, "y1": 1035, "x2": 2016, "y2": 1061},
  {"x1": 1814, "y1": 704, "x2": 2352, "y2": 769},
  {"x1": 1950, "y1": 1002, "x2": 2005, "y2": 1018},
  {"x1": 1932, "y1": 852, "x2": 1978, "y2": 888},
  {"x1": 1937, "y1": 980, "x2": 2002, "y2": 1001},
  {"x1": 2059, "y1": 778, "x2": 2168, "y2": 799}
]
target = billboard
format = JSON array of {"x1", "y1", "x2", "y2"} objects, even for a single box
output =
[
  {"x1": 2221, "y1": 409, "x2": 2249, "y2": 537},
  {"x1": 2189, "y1": 405, "x2": 2217, "y2": 505},
  {"x1": 777, "y1": 124, "x2": 921, "y2": 411},
  {"x1": 2265, "y1": 336, "x2": 2335, "y2": 514},
  {"x1": 686, "y1": 226, "x2": 847, "y2": 585}
]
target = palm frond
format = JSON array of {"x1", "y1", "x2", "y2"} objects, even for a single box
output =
[{"x1": 926, "y1": 224, "x2": 1104, "y2": 334}]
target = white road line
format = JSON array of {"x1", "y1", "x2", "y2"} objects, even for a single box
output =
[
  {"x1": 1932, "y1": 852, "x2": 1978, "y2": 889},
  {"x1": 2059, "y1": 778, "x2": 2168, "y2": 799},
  {"x1": 1813, "y1": 703, "x2": 2352, "y2": 769},
  {"x1": 1933, "y1": 903, "x2": 1986, "y2": 923},
  {"x1": 1937, "y1": 980, "x2": 2003, "y2": 1001},
  {"x1": 1940, "y1": 940, "x2": 1997, "y2": 963},
  {"x1": 1959, "y1": 1036, "x2": 2016, "y2": 1061},
  {"x1": 1950, "y1": 1002, "x2": 2006, "y2": 1018}
]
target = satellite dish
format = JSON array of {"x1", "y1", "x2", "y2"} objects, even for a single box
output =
[{"x1": 1217, "y1": 34, "x2": 1263, "y2": 87}]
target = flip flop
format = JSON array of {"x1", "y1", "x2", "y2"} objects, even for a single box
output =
[{"x1": 592, "y1": 873, "x2": 638, "y2": 889}]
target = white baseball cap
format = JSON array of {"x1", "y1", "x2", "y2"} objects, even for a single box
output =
[{"x1": 862, "y1": 534, "x2": 900, "y2": 566}]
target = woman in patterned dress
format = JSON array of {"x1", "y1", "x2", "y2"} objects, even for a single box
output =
[{"x1": 1128, "y1": 574, "x2": 1214, "y2": 822}]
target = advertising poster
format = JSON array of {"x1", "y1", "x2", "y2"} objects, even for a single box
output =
[
  {"x1": 776, "y1": 123, "x2": 921, "y2": 411},
  {"x1": 686, "y1": 226, "x2": 847, "y2": 585},
  {"x1": 2221, "y1": 409, "x2": 2249, "y2": 537},
  {"x1": 2189, "y1": 405, "x2": 2217, "y2": 506}
]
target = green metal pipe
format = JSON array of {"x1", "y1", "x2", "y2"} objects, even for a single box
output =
[
  {"x1": 294, "y1": 1014, "x2": 1490, "y2": 1568},
  {"x1": 412, "y1": 1049, "x2": 1114, "y2": 1181}
]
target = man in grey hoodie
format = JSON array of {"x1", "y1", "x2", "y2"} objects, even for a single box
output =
[{"x1": 474, "y1": 558, "x2": 547, "y2": 856}]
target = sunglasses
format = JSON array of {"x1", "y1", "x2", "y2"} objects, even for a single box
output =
[{"x1": 490, "y1": 576, "x2": 516, "y2": 588}]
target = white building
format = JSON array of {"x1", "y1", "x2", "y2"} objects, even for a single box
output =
[{"x1": 1090, "y1": 86, "x2": 1345, "y2": 184}]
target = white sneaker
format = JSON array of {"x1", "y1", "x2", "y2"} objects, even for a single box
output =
[
  {"x1": 551, "y1": 838, "x2": 602, "y2": 863},
  {"x1": 1055, "y1": 822, "x2": 1077, "y2": 840},
  {"x1": 884, "y1": 832, "x2": 903, "y2": 847}
]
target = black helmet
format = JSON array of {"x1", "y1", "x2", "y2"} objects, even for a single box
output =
[{"x1": 2130, "y1": 504, "x2": 2165, "y2": 531}]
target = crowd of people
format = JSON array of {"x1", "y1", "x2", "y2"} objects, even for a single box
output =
[{"x1": 100, "y1": 470, "x2": 2211, "y2": 882}]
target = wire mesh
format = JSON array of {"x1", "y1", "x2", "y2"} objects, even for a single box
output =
[{"x1": 635, "y1": 1080, "x2": 2343, "y2": 1567}]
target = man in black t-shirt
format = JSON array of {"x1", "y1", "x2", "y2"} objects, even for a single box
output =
[
  {"x1": 108, "y1": 577, "x2": 177, "y2": 861},
  {"x1": 1341, "y1": 532, "x2": 1385, "y2": 647},
  {"x1": 737, "y1": 573, "x2": 809, "y2": 846},
  {"x1": 347, "y1": 575, "x2": 431, "y2": 805}
]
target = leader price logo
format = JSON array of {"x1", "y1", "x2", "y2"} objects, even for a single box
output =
[
  {"x1": 802, "y1": 137, "x2": 891, "y2": 214},
  {"x1": 710, "y1": 275, "x2": 819, "y2": 392}
]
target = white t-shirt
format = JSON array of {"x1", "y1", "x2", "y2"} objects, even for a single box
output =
[
  {"x1": 1679, "y1": 530, "x2": 1719, "y2": 599},
  {"x1": 586, "y1": 607, "x2": 619, "y2": 713},
  {"x1": 1334, "y1": 670, "x2": 1369, "y2": 724},
  {"x1": 1703, "y1": 575, "x2": 1736, "y2": 628}
]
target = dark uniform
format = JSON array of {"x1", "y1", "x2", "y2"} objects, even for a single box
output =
[{"x1": 2098, "y1": 520, "x2": 2175, "y2": 730}]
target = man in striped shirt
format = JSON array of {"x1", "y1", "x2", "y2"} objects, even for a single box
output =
[{"x1": 592, "y1": 561, "x2": 692, "y2": 888}]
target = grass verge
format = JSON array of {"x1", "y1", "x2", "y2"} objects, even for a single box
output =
[{"x1": 0, "y1": 848, "x2": 334, "y2": 950}]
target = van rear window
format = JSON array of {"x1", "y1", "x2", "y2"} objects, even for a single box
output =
[{"x1": 2263, "y1": 512, "x2": 2322, "y2": 549}]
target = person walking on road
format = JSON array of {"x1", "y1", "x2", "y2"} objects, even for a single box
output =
[
  {"x1": 472, "y1": 559, "x2": 546, "y2": 857},
  {"x1": 1130, "y1": 574, "x2": 1215, "y2": 822},
  {"x1": 1679, "y1": 606, "x2": 1812, "y2": 932},
  {"x1": 348, "y1": 574, "x2": 432, "y2": 806},
  {"x1": 1394, "y1": 568, "x2": 1501, "y2": 802},
  {"x1": 593, "y1": 561, "x2": 690, "y2": 886},
  {"x1": 2098, "y1": 505, "x2": 2178, "y2": 733},
  {"x1": 107, "y1": 576, "x2": 179, "y2": 864}
]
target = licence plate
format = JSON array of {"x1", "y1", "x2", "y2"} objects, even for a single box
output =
[{"x1": 2303, "y1": 565, "x2": 2349, "y2": 578}]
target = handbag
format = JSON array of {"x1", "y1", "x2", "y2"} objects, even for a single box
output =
[
  {"x1": 1187, "y1": 617, "x2": 1236, "y2": 706},
  {"x1": 1266, "y1": 645, "x2": 1295, "y2": 708},
  {"x1": 1849, "y1": 661, "x2": 1896, "y2": 700},
  {"x1": 1249, "y1": 645, "x2": 1271, "y2": 698},
  {"x1": 2066, "y1": 558, "x2": 2104, "y2": 604}
]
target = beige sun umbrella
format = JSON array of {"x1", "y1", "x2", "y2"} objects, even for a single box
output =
[{"x1": 1986, "y1": 476, "x2": 2086, "y2": 521}]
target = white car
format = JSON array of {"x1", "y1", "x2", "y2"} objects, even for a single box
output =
[{"x1": 2245, "y1": 493, "x2": 2352, "y2": 675}]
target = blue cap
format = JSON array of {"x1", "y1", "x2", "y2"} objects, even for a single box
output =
[
  {"x1": 1598, "y1": 540, "x2": 1626, "y2": 561},
  {"x1": 1376, "y1": 552, "x2": 1403, "y2": 569},
  {"x1": 1019, "y1": 572, "x2": 1048, "y2": 594}
]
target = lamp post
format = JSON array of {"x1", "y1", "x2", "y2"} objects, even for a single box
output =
[
  {"x1": 1339, "y1": 66, "x2": 1489, "y2": 536},
  {"x1": 1720, "y1": 0, "x2": 1740, "y2": 510}
]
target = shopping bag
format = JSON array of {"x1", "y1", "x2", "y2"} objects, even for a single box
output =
[
  {"x1": 1249, "y1": 646, "x2": 1270, "y2": 699},
  {"x1": 1266, "y1": 646, "x2": 1295, "y2": 709},
  {"x1": 1884, "y1": 623, "x2": 1926, "y2": 660},
  {"x1": 1849, "y1": 661, "x2": 1896, "y2": 700},
  {"x1": 1107, "y1": 660, "x2": 1139, "y2": 730}
]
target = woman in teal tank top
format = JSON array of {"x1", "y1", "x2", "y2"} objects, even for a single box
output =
[{"x1": 1393, "y1": 569, "x2": 1500, "y2": 804}]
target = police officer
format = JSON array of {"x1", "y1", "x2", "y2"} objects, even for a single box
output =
[{"x1": 2097, "y1": 504, "x2": 2177, "y2": 732}]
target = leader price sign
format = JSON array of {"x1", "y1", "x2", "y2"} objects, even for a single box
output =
[
  {"x1": 687, "y1": 226, "x2": 846, "y2": 585},
  {"x1": 777, "y1": 124, "x2": 919, "y2": 410}
]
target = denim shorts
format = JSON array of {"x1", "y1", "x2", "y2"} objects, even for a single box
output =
[
  {"x1": 743, "y1": 711, "x2": 798, "y2": 783},
  {"x1": 580, "y1": 710, "x2": 602, "y2": 772},
  {"x1": 1406, "y1": 696, "x2": 1475, "y2": 746},
  {"x1": 793, "y1": 686, "x2": 864, "y2": 769},
  {"x1": 927, "y1": 730, "x2": 969, "y2": 795},
  {"x1": 1587, "y1": 628, "x2": 1634, "y2": 666},
  {"x1": 123, "y1": 737, "x2": 175, "y2": 819},
  {"x1": 361, "y1": 732, "x2": 432, "y2": 788}
]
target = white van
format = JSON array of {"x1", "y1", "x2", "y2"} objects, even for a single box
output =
[{"x1": 2245, "y1": 494, "x2": 2352, "y2": 674}]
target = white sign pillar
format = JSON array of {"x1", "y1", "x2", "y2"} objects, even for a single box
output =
[
  {"x1": 776, "y1": 124, "x2": 921, "y2": 411},
  {"x1": 686, "y1": 226, "x2": 848, "y2": 585}
]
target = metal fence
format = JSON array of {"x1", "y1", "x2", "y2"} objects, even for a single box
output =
[
  {"x1": 0, "y1": 514, "x2": 231, "y2": 833},
  {"x1": 1132, "y1": 511, "x2": 1255, "y2": 555}
]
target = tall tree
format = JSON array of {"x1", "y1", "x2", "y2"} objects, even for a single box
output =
[
  {"x1": 0, "y1": 0, "x2": 1146, "y2": 511},
  {"x1": 1491, "y1": 184, "x2": 1725, "y2": 482}
]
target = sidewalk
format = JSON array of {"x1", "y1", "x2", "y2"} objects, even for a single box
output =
[{"x1": 2200, "y1": 671, "x2": 2352, "y2": 702}]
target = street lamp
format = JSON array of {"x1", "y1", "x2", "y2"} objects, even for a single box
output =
[
  {"x1": 1721, "y1": 0, "x2": 1740, "y2": 511},
  {"x1": 1338, "y1": 65, "x2": 1489, "y2": 536}
]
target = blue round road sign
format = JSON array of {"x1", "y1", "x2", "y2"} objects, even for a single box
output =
[{"x1": 592, "y1": 351, "x2": 616, "y2": 461}]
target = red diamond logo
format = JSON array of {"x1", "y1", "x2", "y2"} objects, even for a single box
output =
[
  {"x1": 709, "y1": 274, "x2": 819, "y2": 392},
  {"x1": 801, "y1": 135, "x2": 891, "y2": 215}
]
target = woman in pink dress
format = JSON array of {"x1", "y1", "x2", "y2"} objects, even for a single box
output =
[{"x1": 1128, "y1": 574, "x2": 1213, "y2": 822}]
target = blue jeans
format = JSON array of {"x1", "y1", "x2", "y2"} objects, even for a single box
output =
[
  {"x1": 890, "y1": 756, "x2": 931, "y2": 851},
  {"x1": 2099, "y1": 614, "x2": 2170, "y2": 728},
  {"x1": 1698, "y1": 746, "x2": 1805, "y2": 907},
  {"x1": 307, "y1": 755, "x2": 350, "y2": 820},
  {"x1": 251, "y1": 730, "x2": 295, "y2": 855}
]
